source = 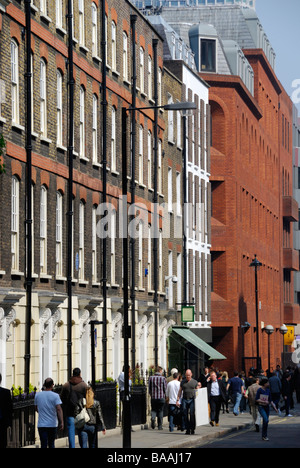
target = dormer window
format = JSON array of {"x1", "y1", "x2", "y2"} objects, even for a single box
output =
[{"x1": 201, "y1": 39, "x2": 216, "y2": 72}]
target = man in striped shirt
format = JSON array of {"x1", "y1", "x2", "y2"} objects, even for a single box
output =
[{"x1": 148, "y1": 367, "x2": 167, "y2": 430}]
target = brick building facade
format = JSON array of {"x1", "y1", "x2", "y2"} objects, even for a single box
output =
[
  {"x1": 0, "y1": 0, "x2": 196, "y2": 389},
  {"x1": 154, "y1": 3, "x2": 300, "y2": 374}
]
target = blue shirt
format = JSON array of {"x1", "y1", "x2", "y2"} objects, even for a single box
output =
[
  {"x1": 34, "y1": 391, "x2": 62, "y2": 428},
  {"x1": 228, "y1": 377, "x2": 244, "y2": 393},
  {"x1": 255, "y1": 387, "x2": 271, "y2": 406}
]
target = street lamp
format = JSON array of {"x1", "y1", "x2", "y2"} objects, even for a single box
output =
[
  {"x1": 264, "y1": 325, "x2": 274, "y2": 375},
  {"x1": 279, "y1": 324, "x2": 288, "y2": 369},
  {"x1": 121, "y1": 100, "x2": 196, "y2": 449},
  {"x1": 249, "y1": 254, "x2": 262, "y2": 371}
]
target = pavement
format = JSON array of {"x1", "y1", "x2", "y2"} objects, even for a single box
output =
[{"x1": 44, "y1": 401, "x2": 300, "y2": 449}]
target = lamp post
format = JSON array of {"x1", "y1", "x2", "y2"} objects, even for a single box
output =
[
  {"x1": 121, "y1": 100, "x2": 196, "y2": 449},
  {"x1": 279, "y1": 324, "x2": 288, "y2": 369},
  {"x1": 264, "y1": 325, "x2": 274, "y2": 375},
  {"x1": 249, "y1": 254, "x2": 262, "y2": 372}
]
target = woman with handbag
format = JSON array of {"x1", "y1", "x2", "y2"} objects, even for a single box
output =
[{"x1": 74, "y1": 387, "x2": 106, "y2": 448}]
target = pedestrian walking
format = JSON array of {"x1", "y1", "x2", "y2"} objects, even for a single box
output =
[
  {"x1": 74, "y1": 387, "x2": 106, "y2": 448},
  {"x1": 226, "y1": 371, "x2": 244, "y2": 416},
  {"x1": 294, "y1": 365, "x2": 300, "y2": 403},
  {"x1": 34, "y1": 378, "x2": 64, "y2": 448},
  {"x1": 166, "y1": 368, "x2": 178, "y2": 384},
  {"x1": 221, "y1": 371, "x2": 229, "y2": 414},
  {"x1": 245, "y1": 376, "x2": 261, "y2": 432},
  {"x1": 197, "y1": 367, "x2": 210, "y2": 388},
  {"x1": 268, "y1": 371, "x2": 282, "y2": 413},
  {"x1": 60, "y1": 368, "x2": 88, "y2": 448},
  {"x1": 0, "y1": 373, "x2": 13, "y2": 449},
  {"x1": 207, "y1": 371, "x2": 227, "y2": 427},
  {"x1": 255, "y1": 377, "x2": 278, "y2": 441},
  {"x1": 176, "y1": 369, "x2": 198, "y2": 435},
  {"x1": 166, "y1": 372, "x2": 181, "y2": 432},
  {"x1": 148, "y1": 366, "x2": 167, "y2": 430},
  {"x1": 281, "y1": 370, "x2": 293, "y2": 417}
]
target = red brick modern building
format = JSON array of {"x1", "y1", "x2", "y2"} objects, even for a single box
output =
[{"x1": 150, "y1": 3, "x2": 300, "y2": 374}]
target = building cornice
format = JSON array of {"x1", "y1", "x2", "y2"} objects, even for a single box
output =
[
  {"x1": 199, "y1": 72, "x2": 263, "y2": 120},
  {"x1": 243, "y1": 48, "x2": 282, "y2": 95}
]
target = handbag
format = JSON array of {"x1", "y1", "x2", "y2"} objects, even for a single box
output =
[{"x1": 74, "y1": 398, "x2": 90, "y2": 429}]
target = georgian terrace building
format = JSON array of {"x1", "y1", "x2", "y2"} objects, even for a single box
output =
[{"x1": 0, "y1": 0, "x2": 214, "y2": 390}]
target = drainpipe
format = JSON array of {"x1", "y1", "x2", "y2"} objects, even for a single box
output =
[
  {"x1": 24, "y1": 0, "x2": 32, "y2": 393},
  {"x1": 101, "y1": 0, "x2": 107, "y2": 381},
  {"x1": 130, "y1": 14, "x2": 137, "y2": 372},
  {"x1": 153, "y1": 38, "x2": 159, "y2": 368},
  {"x1": 67, "y1": 0, "x2": 74, "y2": 378}
]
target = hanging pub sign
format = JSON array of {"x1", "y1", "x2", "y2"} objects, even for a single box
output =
[{"x1": 181, "y1": 306, "x2": 195, "y2": 323}]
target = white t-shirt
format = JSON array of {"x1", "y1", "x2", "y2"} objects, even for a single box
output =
[
  {"x1": 34, "y1": 391, "x2": 62, "y2": 428},
  {"x1": 166, "y1": 379, "x2": 181, "y2": 404}
]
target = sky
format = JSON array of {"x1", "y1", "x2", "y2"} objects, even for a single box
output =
[{"x1": 255, "y1": 0, "x2": 300, "y2": 114}]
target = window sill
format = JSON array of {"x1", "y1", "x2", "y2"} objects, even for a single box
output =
[
  {"x1": 112, "y1": 69, "x2": 120, "y2": 77},
  {"x1": 78, "y1": 280, "x2": 89, "y2": 285},
  {"x1": 80, "y1": 155, "x2": 89, "y2": 162},
  {"x1": 40, "y1": 13, "x2": 52, "y2": 24},
  {"x1": 0, "y1": 116, "x2": 6, "y2": 124},
  {"x1": 0, "y1": 270, "x2": 6, "y2": 276},
  {"x1": 92, "y1": 281, "x2": 100, "y2": 287},
  {"x1": 123, "y1": 79, "x2": 131, "y2": 87},
  {"x1": 79, "y1": 44, "x2": 89, "y2": 54},
  {"x1": 41, "y1": 136, "x2": 52, "y2": 145},
  {"x1": 11, "y1": 270, "x2": 24, "y2": 277},
  {"x1": 12, "y1": 122, "x2": 25, "y2": 133},
  {"x1": 57, "y1": 144, "x2": 67, "y2": 153},
  {"x1": 111, "y1": 283, "x2": 120, "y2": 288},
  {"x1": 56, "y1": 26, "x2": 67, "y2": 36},
  {"x1": 92, "y1": 55, "x2": 102, "y2": 63},
  {"x1": 55, "y1": 276, "x2": 67, "y2": 282},
  {"x1": 40, "y1": 273, "x2": 52, "y2": 279},
  {"x1": 92, "y1": 161, "x2": 102, "y2": 168},
  {"x1": 111, "y1": 169, "x2": 120, "y2": 176}
]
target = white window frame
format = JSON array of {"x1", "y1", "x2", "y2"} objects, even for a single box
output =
[
  {"x1": 168, "y1": 94, "x2": 174, "y2": 143},
  {"x1": 92, "y1": 94, "x2": 98, "y2": 164},
  {"x1": 11, "y1": 176, "x2": 20, "y2": 272},
  {"x1": 140, "y1": 47, "x2": 145, "y2": 94},
  {"x1": 40, "y1": 185, "x2": 47, "y2": 274},
  {"x1": 11, "y1": 39, "x2": 19, "y2": 125},
  {"x1": 92, "y1": 205, "x2": 97, "y2": 282},
  {"x1": 79, "y1": 201, "x2": 85, "y2": 281},
  {"x1": 91, "y1": 2, "x2": 98, "y2": 57},
  {"x1": 56, "y1": 70, "x2": 63, "y2": 146},
  {"x1": 40, "y1": 59, "x2": 47, "y2": 137},
  {"x1": 55, "y1": 192, "x2": 63, "y2": 277},
  {"x1": 111, "y1": 210, "x2": 116, "y2": 285},
  {"x1": 177, "y1": 252, "x2": 182, "y2": 306},
  {"x1": 111, "y1": 21, "x2": 117, "y2": 71},
  {"x1": 158, "y1": 68, "x2": 162, "y2": 107},
  {"x1": 139, "y1": 125, "x2": 144, "y2": 184},
  {"x1": 78, "y1": 0, "x2": 85, "y2": 46},
  {"x1": 56, "y1": 0, "x2": 63, "y2": 28},
  {"x1": 148, "y1": 55, "x2": 152, "y2": 101},
  {"x1": 147, "y1": 224, "x2": 151, "y2": 291},
  {"x1": 40, "y1": 0, "x2": 47, "y2": 16},
  {"x1": 168, "y1": 250, "x2": 173, "y2": 307},
  {"x1": 138, "y1": 222, "x2": 143, "y2": 289},
  {"x1": 158, "y1": 139, "x2": 162, "y2": 194},
  {"x1": 147, "y1": 130, "x2": 152, "y2": 189},
  {"x1": 123, "y1": 32, "x2": 128, "y2": 81},
  {"x1": 168, "y1": 167, "x2": 173, "y2": 213},
  {"x1": 176, "y1": 171, "x2": 181, "y2": 216},
  {"x1": 111, "y1": 106, "x2": 116, "y2": 171},
  {"x1": 79, "y1": 85, "x2": 85, "y2": 159}
]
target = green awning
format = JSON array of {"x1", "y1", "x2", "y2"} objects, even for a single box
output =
[{"x1": 172, "y1": 327, "x2": 226, "y2": 361}]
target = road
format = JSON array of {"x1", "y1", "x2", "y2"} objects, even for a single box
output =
[{"x1": 198, "y1": 413, "x2": 300, "y2": 448}]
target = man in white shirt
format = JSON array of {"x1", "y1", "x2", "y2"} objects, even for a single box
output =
[
  {"x1": 207, "y1": 371, "x2": 227, "y2": 427},
  {"x1": 166, "y1": 372, "x2": 181, "y2": 432},
  {"x1": 34, "y1": 378, "x2": 64, "y2": 448}
]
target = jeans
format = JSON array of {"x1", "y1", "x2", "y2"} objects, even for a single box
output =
[
  {"x1": 182, "y1": 398, "x2": 195, "y2": 432},
  {"x1": 67, "y1": 416, "x2": 76, "y2": 448},
  {"x1": 258, "y1": 405, "x2": 270, "y2": 438},
  {"x1": 77, "y1": 424, "x2": 97, "y2": 448},
  {"x1": 168, "y1": 404, "x2": 177, "y2": 431},
  {"x1": 38, "y1": 427, "x2": 57, "y2": 449},
  {"x1": 151, "y1": 398, "x2": 165, "y2": 429},
  {"x1": 232, "y1": 392, "x2": 242, "y2": 415}
]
